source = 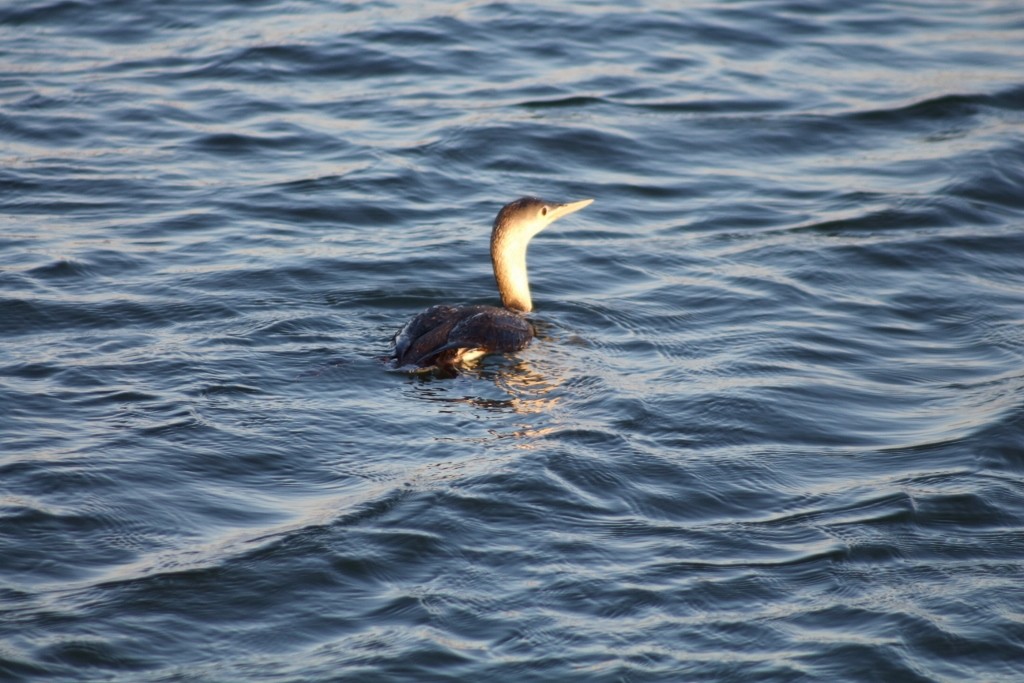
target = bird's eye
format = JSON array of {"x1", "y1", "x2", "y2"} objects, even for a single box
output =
[{"x1": 541, "y1": 206, "x2": 548, "y2": 216}]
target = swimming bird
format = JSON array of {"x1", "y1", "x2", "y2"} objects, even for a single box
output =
[{"x1": 391, "y1": 196, "x2": 594, "y2": 371}]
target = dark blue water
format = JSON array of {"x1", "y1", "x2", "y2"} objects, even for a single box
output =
[{"x1": 3, "y1": 1, "x2": 1024, "y2": 680}]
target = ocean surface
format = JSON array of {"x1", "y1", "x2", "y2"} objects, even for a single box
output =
[{"x1": 2, "y1": 1, "x2": 1024, "y2": 680}]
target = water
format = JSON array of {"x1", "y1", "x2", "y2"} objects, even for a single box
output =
[{"x1": 2, "y1": 0, "x2": 1024, "y2": 680}]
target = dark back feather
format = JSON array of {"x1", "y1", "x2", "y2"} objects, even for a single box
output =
[{"x1": 392, "y1": 304, "x2": 533, "y2": 368}]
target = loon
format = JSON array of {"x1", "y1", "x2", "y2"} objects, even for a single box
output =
[{"x1": 391, "y1": 196, "x2": 594, "y2": 370}]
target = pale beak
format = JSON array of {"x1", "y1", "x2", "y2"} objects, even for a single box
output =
[{"x1": 548, "y1": 198, "x2": 594, "y2": 221}]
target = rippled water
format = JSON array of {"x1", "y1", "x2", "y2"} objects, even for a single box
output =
[{"x1": 3, "y1": 1, "x2": 1024, "y2": 680}]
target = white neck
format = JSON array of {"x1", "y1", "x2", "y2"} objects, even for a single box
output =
[{"x1": 491, "y1": 230, "x2": 532, "y2": 312}]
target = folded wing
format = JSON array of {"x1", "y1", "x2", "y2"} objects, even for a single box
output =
[{"x1": 392, "y1": 304, "x2": 534, "y2": 368}]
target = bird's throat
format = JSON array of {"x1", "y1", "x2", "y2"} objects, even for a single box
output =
[{"x1": 492, "y1": 235, "x2": 532, "y2": 313}]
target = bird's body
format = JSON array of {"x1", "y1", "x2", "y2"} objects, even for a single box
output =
[
  {"x1": 391, "y1": 303, "x2": 533, "y2": 368},
  {"x1": 390, "y1": 196, "x2": 593, "y2": 371}
]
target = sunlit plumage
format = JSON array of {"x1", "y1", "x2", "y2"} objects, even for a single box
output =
[{"x1": 391, "y1": 196, "x2": 593, "y2": 370}]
